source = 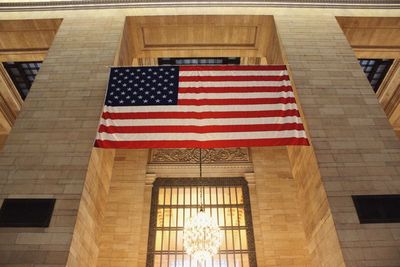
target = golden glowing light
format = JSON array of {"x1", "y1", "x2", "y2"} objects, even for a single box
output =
[{"x1": 183, "y1": 210, "x2": 223, "y2": 263}]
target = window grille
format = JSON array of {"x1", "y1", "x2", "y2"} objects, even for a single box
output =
[
  {"x1": 3, "y1": 61, "x2": 42, "y2": 100},
  {"x1": 158, "y1": 57, "x2": 240, "y2": 66},
  {"x1": 146, "y1": 178, "x2": 257, "y2": 267},
  {"x1": 358, "y1": 59, "x2": 393, "y2": 93}
]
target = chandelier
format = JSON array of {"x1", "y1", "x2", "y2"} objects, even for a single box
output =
[
  {"x1": 183, "y1": 149, "x2": 222, "y2": 264},
  {"x1": 183, "y1": 210, "x2": 222, "y2": 262}
]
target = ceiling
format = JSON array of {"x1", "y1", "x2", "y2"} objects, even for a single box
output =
[
  {"x1": 336, "y1": 17, "x2": 400, "y2": 58},
  {"x1": 124, "y1": 15, "x2": 277, "y2": 61},
  {"x1": 0, "y1": 19, "x2": 62, "y2": 52}
]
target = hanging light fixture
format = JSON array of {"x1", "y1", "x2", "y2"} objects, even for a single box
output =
[{"x1": 183, "y1": 149, "x2": 222, "y2": 264}]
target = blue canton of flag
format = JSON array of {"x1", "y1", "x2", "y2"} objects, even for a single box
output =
[{"x1": 107, "y1": 66, "x2": 179, "y2": 106}]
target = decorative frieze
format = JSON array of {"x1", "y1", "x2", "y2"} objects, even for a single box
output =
[{"x1": 149, "y1": 148, "x2": 251, "y2": 164}]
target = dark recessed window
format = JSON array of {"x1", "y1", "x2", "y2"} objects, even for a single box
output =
[
  {"x1": 358, "y1": 59, "x2": 393, "y2": 93},
  {"x1": 3, "y1": 61, "x2": 42, "y2": 100},
  {"x1": 352, "y1": 195, "x2": 400, "y2": 224},
  {"x1": 158, "y1": 57, "x2": 240, "y2": 66},
  {"x1": 0, "y1": 198, "x2": 55, "y2": 227},
  {"x1": 146, "y1": 177, "x2": 256, "y2": 267}
]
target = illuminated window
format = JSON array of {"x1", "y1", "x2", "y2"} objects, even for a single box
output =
[{"x1": 146, "y1": 178, "x2": 256, "y2": 267}]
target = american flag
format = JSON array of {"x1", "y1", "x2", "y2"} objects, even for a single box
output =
[{"x1": 95, "y1": 65, "x2": 309, "y2": 149}]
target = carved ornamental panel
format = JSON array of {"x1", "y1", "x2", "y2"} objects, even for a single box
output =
[{"x1": 149, "y1": 148, "x2": 251, "y2": 164}]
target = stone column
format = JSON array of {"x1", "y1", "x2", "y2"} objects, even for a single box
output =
[
  {"x1": 276, "y1": 14, "x2": 400, "y2": 266},
  {"x1": 0, "y1": 16, "x2": 124, "y2": 266}
]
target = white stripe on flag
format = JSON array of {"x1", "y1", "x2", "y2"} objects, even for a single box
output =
[
  {"x1": 100, "y1": 116, "x2": 302, "y2": 127},
  {"x1": 97, "y1": 130, "x2": 307, "y2": 141},
  {"x1": 179, "y1": 70, "x2": 289, "y2": 76},
  {"x1": 178, "y1": 91, "x2": 295, "y2": 99},
  {"x1": 102, "y1": 103, "x2": 299, "y2": 113}
]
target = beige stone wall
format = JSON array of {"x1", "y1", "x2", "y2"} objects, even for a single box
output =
[
  {"x1": 67, "y1": 148, "x2": 115, "y2": 266},
  {"x1": 288, "y1": 146, "x2": 345, "y2": 267},
  {"x1": 275, "y1": 14, "x2": 400, "y2": 266},
  {"x1": 96, "y1": 149, "x2": 149, "y2": 267},
  {"x1": 0, "y1": 6, "x2": 399, "y2": 267},
  {"x1": 251, "y1": 147, "x2": 311, "y2": 267},
  {"x1": 97, "y1": 147, "x2": 312, "y2": 267},
  {"x1": 0, "y1": 17, "x2": 124, "y2": 266}
]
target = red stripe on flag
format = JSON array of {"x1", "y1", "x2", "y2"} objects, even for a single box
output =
[
  {"x1": 98, "y1": 123, "x2": 305, "y2": 134},
  {"x1": 102, "y1": 110, "x2": 301, "y2": 120},
  {"x1": 178, "y1": 86, "x2": 293, "y2": 93},
  {"x1": 95, "y1": 137, "x2": 309, "y2": 149},
  {"x1": 177, "y1": 97, "x2": 296, "y2": 105},
  {"x1": 179, "y1": 65, "x2": 287, "y2": 71},
  {"x1": 179, "y1": 75, "x2": 290, "y2": 82}
]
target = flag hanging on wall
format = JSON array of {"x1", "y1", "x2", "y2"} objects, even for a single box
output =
[{"x1": 95, "y1": 65, "x2": 309, "y2": 149}]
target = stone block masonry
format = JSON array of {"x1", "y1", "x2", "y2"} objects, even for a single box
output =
[
  {"x1": 276, "y1": 14, "x2": 400, "y2": 267},
  {"x1": 0, "y1": 17, "x2": 124, "y2": 266},
  {"x1": 0, "y1": 7, "x2": 398, "y2": 267}
]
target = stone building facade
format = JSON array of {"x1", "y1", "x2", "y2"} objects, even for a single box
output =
[{"x1": 0, "y1": 1, "x2": 399, "y2": 266}]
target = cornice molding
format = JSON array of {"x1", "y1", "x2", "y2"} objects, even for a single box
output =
[{"x1": 0, "y1": 0, "x2": 399, "y2": 11}]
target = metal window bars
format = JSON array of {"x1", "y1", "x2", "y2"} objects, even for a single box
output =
[{"x1": 146, "y1": 177, "x2": 257, "y2": 267}]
